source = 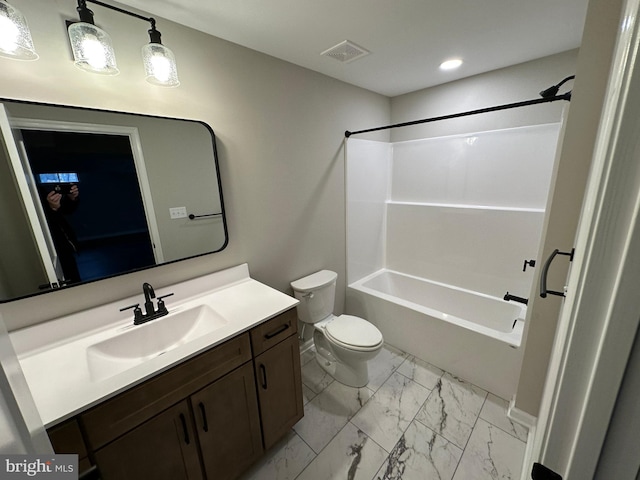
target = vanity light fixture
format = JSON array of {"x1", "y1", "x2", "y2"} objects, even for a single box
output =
[
  {"x1": 439, "y1": 58, "x2": 463, "y2": 70},
  {"x1": 142, "y1": 21, "x2": 179, "y2": 86},
  {"x1": 68, "y1": 0, "x2": 118, "y2": 74},
  {"x1": 68, "y1": 0, "x2": 179, "y2": 86},
  {"x1": 0, "y1": 0, "x2": 38, "y2": 60}
]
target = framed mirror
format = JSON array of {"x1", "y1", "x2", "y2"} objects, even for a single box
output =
[{"x1": 0, "y1": 99, "x2": 228, "y2": 302}]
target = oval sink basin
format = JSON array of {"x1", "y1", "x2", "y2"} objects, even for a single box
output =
[{"x1": 86, "y1": 304, "x2": 228, "y2": 382}]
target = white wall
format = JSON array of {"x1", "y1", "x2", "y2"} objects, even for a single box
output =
[
  {"x1": 390, "y1": 50, "x2": 577, "y2": 142},
  {"x1": 0, "y1": 0, "x2": 389, "y2": 330}
]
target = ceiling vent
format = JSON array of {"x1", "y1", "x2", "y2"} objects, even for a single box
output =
[{"x1": 321, "y1": 40, "x2": 370, "y2": 64}]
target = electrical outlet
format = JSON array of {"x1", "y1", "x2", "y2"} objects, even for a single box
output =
[{"x1": 169, "y1": 207, "x2": 187, "y2": 219}]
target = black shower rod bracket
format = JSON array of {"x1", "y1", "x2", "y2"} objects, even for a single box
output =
[{"x1": 540, "y1": 75, "x2": 575, "y2": 98}]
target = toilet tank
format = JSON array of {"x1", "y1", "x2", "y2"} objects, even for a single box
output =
[{"x1": 290, "y1": 270, "x2": 338, "y2": 324}]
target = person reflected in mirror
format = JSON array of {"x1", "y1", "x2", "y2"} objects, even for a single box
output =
[{"x1": 44, "y1": 183, "x2": 81, "y2": 284}]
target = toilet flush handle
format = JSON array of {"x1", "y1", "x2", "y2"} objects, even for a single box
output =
[{"x1": 302, "y1": 292, "x2": 314, "y2": 300}]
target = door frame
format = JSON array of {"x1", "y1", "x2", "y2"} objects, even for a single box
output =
[
  {"x1": 0, "y1": 104, "x2": 58, "y2": 287},
  {"x1": 527, "y1": 0, "x2": 640, "y2": 477},
  {"x1": 7, "y1": 116, "x2": 164, "y2": 264}
]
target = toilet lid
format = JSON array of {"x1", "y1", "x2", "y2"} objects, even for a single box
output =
[{"x1": 325, "y1": 315, "x2": 383, "y2": 348}]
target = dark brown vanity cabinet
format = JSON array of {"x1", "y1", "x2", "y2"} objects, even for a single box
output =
[
  {"x1": 47, "y1": 419, "x2": 92, "y2": 473},
  {"x1": 94, "y1": 401, "x2": 202, "y2": 480},
  {"x1": 250, "y1": 308, "x2": 304, "y2": 450},
  {"x1": 94, "y1": 363, "x2": 262, "y2": 480},
  {"x1": 189, "y1": 362, "x2": 263, "y2": 480},
  {"x1": 46, "y1": 307, "x2": 303, "y2": 480}
]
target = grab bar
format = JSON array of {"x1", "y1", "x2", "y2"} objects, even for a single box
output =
[{"x1": 540, "y1": 248, "x2": 574, "y2": 298}]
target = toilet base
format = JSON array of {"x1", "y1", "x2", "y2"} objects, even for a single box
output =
[{"x1": 315, "y1": 348, "x2": 370, "y2": 388}]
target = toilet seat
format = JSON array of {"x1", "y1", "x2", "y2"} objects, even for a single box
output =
[{"x1": 324, "y1": 315, "x2": 383, "y2": 352}]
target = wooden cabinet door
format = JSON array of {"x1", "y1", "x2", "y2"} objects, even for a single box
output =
[
  {"x1": 255, "y1": 334, "x2": 304, "y2": 449},
  {"x1": 190, "y1": 362, "x2": 263, "y2": 480},
  {"x1": 94, "y1": 401, "x2": 202, "y2": 480}
]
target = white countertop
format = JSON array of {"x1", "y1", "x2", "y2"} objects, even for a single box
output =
[{"x1": 9, "y1": 264, "x2": 298, "y2": 428}]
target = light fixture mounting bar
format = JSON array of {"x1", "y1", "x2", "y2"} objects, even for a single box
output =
[{"x1": 81, "y1": 0, "x2": 156, "y2": 28}]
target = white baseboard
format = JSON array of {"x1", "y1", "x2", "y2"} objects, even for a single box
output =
[
  {"x1": 508, "y1": 396, "x2": 538, "y2": 480},
  {"x1": 508, "y1": 396, "x2": 537, "y2": 428},
  {"x1": 519, "y1": 425, "x2": 537, "y2": 480}
]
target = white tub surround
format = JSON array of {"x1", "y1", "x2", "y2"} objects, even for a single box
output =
[
  {"x1": 346, "y1": 124, "x2": 560, "y2": 296},
  {"x1": 345, "y1": 124, "x2": 561, "y2": 399},
  {"x1": 348, "y1": 270, "x2": 525, "y2": 399},
  {"x1": 9, "y1": 264, "x2": 298, "y2": 427}
]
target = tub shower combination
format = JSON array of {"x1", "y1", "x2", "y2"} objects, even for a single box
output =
[{"x1": 345, "y1": 122, "x2": 562, "y2": 399}]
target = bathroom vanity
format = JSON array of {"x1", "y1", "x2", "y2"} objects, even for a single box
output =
[{"x1": 10, "y1": 264, "x2": 303, "y2": 480}]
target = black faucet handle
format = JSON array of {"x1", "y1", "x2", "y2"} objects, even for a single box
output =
[
  {"x1": 156, "y1": 293, "x2": 174, "y2": 314},
  {"x1": 120, "y1": 303, "x2": 143, "y2": 322}
]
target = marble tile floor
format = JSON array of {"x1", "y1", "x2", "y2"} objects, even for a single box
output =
[{"x1": 242, "y1": 345, "x2": 528, "y2": 480}]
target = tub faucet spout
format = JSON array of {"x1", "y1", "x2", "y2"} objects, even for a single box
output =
[{"x1": 503, "y1": 292, "x2": 528, "y2": 305}]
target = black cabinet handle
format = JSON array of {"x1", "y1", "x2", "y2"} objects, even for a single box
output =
[
  {"x1": 198, "y1": 402, "x2": 209, "y2": 433},
  {"x1": 179, "y1": 413, "x2": 190, "y2": 445},
  {"x1": 259, "y1": 364, "x2": 268, "y2": 389},
  {"x1": 264, "y1": 323, "x2": 289, "y2": 339},
  {"x1": 540, "y1": 248, "x2": 574, "y2": 298}
]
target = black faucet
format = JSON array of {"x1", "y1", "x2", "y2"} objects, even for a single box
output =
[
  {"x1": 503, "y1": 291, "x2": 528, "y2": 305},
  {"x1": 120, "y1": 283, "x2": 174, "y2": 325},
  {"x1": 142, "y1": 282, "x2": 156, "y2": 316}
]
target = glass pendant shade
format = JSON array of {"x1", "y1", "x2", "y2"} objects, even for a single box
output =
[
  {"x1": 142, "y1": 43, "x2": 179, "y2": 87},
  {"x1": 0, "y1": 1, "x2": 38, "y2": 60},
  {"x1": 68, "y1": 21, "x2": 118, "y2": 75}
]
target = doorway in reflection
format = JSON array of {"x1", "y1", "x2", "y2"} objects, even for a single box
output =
[{"x1": 20, "y1": 130, "x2": 156, "y2": 283}]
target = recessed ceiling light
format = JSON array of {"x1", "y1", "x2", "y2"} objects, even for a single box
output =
[{"x1": 440, "y1": 59, "x2": 463, "y2": 70}]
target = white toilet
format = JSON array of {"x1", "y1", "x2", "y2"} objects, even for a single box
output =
[{"x1": 291, "y1": 270, "x2": 384, "y2": 387}]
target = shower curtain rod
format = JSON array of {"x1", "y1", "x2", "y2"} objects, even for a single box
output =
[{"x1": 344, "y1": 92, "x2": 571, "y2": 138}]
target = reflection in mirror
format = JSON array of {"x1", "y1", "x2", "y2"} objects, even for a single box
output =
[{"x1": 0, "y1": 100, "x2": 227, "y2": 302}]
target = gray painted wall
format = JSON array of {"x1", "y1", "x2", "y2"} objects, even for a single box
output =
[
  {"x1": 389, "y1": 49, "x2": 578, "y2": 143},
  {"x1": 0, "y1": 0, "x2": 389, "y2": 330}
]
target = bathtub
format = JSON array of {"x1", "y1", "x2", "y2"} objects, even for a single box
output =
[{"x1": 346, "y1": 269, "x2": 527, "y2": 399}]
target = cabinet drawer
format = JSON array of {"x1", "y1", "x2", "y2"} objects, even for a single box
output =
[
  {"x1": 250, "y1": 308, "x2": 297, "y2": 355},
  {"x1": 81, "y1": 333, "x2": 251, "y2": 450}
]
